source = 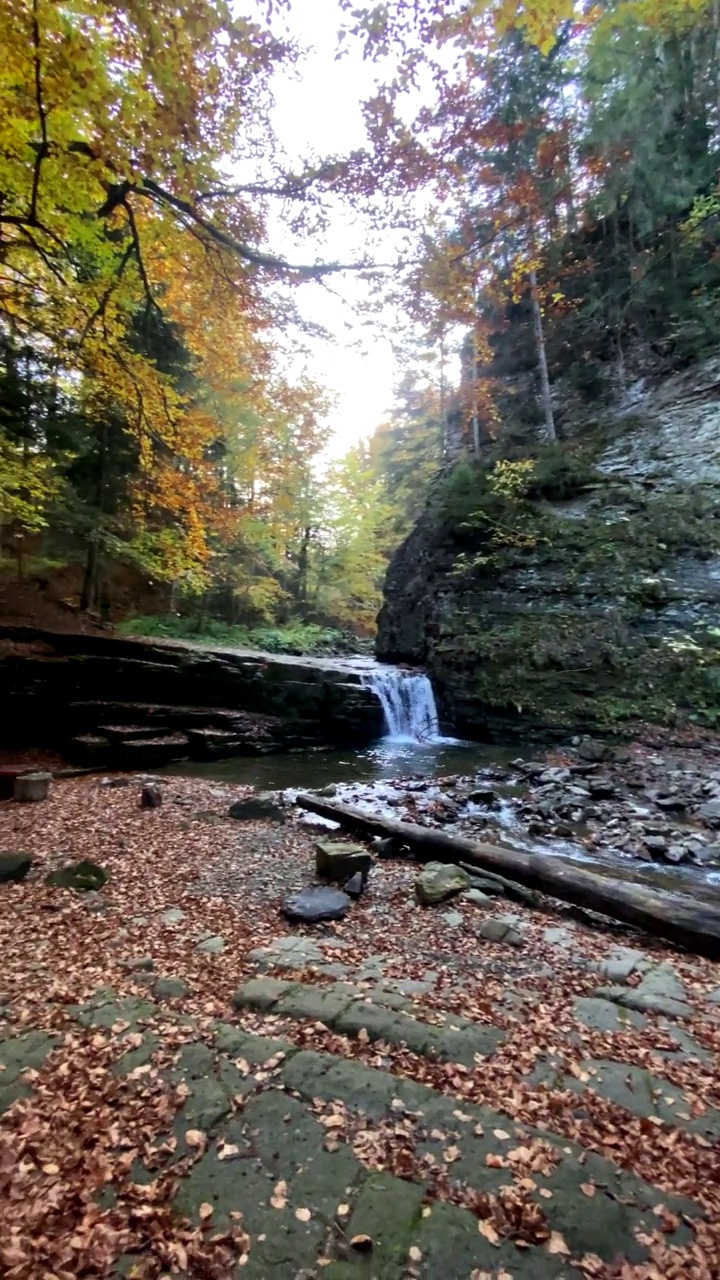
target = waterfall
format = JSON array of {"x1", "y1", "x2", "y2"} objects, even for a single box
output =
[{"x1": 362, "y1": 668, "x2": 441, "y2": 742}]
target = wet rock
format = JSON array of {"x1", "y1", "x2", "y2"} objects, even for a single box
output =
[
  {"x1": 466, "y1": 787, "x2": 499, "y2": 808},
  {"x1": 0, "y1": 852, "x2": 33, "y2": 884},
  {"x1": 343, "y1": 871, "x2": 366, "y2": 899},
  {"x1": 140, "y1": 782, "x2": 162, "y2": 809},
  {"x1": 697, "y1": 798, "x2": 720, "y2": 827},
  {"x1": 414, "y1": 862, "x2": 472, "y2": 905},
  {"x1": 318, "y1": 783, "x2": 338, "y2": 797},
  {"x1": 665, "y1": 843, "x2": 690, "y2": 863},
  {"x1": 228, "y1": 793, "x2": 286, "y2": 822},
  {"x1": 577, "y1": 739, "x2": 614, "y2": 763},
  {"x1": 46, "y1": 860, "x2": 108, "y2": 891},
  {"x1": 588, "y1": 778, "x2": 615, "y2": 799},
  {"x1": 282, "y1": 887, "x2": 352, "y2": 923},
  {"x1": 315, "y1": 841, "x2": 373, "y2": 883},
  {"x1": 371, "y1": 836, "x2": 400, "y2": 859},
  {"x1": 642, "y1": 835, "x2": 668, "y2": 856}
]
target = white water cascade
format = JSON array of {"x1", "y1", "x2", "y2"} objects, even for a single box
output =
[{"x1": 362, "y1": 668, "x2": 442, "y2": 742}]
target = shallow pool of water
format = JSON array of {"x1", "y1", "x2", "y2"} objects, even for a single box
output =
[{"x1": 164, "y1": 737, "x2": 518, "y2": 790}]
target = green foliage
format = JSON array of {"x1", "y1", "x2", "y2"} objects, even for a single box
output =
[{"x1": 118, "y1": 614, "x2": 361, "y2": 656}]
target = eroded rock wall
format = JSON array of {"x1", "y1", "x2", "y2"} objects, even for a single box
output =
[
  {"x1": 0, "y1": 627, "x2": 383, "y2": 765},
  {"x1": 377, "y1": 359, "x2": 720, "y2": 739}
]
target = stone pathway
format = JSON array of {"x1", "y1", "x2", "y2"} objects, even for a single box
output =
[{"x1": 1, "y1": 963, "x2": 716, "y2": 1279}]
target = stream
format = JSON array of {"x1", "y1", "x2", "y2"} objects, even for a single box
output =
[{"x1": 166, "y1": 661, "x2": 720, "y2": 907}]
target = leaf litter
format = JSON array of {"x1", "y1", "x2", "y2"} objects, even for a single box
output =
[{"x1": 0, "y1": 774, "x2": 719, "y2": 1276}]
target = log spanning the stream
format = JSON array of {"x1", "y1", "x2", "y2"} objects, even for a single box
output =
[{"x1": 295, "y1": 793, "x2": 720, "y2": 960}]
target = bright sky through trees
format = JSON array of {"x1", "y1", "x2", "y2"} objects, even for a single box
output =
[{"x1": 262, "y1": 0, "x2": 413, "y2": 455}]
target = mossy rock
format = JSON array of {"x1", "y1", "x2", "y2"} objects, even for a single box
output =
[{"x1": 46, "y1": 860, "x2": 109, "y2": 891}]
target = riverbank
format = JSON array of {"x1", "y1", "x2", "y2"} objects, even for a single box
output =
[{"x1": 1, "y1": 769, "x2": 719, "y2": 1276}]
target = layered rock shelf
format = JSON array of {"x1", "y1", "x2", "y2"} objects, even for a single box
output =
[{"x1": 0, "y1": 626, "x2": 384, "y2": 768}]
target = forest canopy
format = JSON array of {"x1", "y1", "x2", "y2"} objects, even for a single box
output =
[{"x1": 1, "y1": 0, "x2": 718, "y2": 646}]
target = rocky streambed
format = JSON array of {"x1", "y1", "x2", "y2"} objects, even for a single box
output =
[{"x1": 291, "y1": 736, "x2": 720, "y2": 900}]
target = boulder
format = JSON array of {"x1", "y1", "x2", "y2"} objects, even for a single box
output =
[
  {"x1": 282, "y1": 887, "x2": 351, "y2": 923},
  {"x1": 0, "y1": 852, "x2": 33, "y2": 884},
  {"x1": 315, "y1": 841, "x2": 373, "y2": 883},
  {"x1": 228, "y1": 793, "x2": 285, "y2": 822},
  {"x1": 14, "y1": 772, "x2": 51, "y2": 803},
  {"x1": 414, "y1": 862, "x2": 472, "y2": 905},
  {"x1": 46, "y1": 860, "x2": 108, "y2": 891}
]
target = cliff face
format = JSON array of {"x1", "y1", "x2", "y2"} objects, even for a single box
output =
[{"x1": 377, "y1": 358, "x2": 720, "y2": 739}]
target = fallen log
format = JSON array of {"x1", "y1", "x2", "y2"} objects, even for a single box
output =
[{"x1": 295, "y1": 793, "x2": 720, "y2": 960}]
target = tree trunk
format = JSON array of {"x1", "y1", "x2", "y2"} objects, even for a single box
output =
[
  {"x1": 295, "y1": 794, "x2": 720, "y2": 959},
  {"x1": 529, "y1": 268, "x2": 556, "y2": 443}
]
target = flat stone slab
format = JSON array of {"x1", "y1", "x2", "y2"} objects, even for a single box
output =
[
  {"x1": 232, "y1": 978, "x2": 504, "y2": 1065},
  {"x1": 282, "y1": 887, "x2": 351, "y2": 923},
  {"x1": 479, "y1": 916, "x2": 526, "y2": 947},
  {"x1": 596, "y1": 946, "x2": 649, "y2": 984},
  {"x1": 597, "y1": 961, "x2": 691, "y2": 1019},
  {"x1": 564, "y1": 1058, "x2": 720, "y2": 1139},
  {"x1": 573, "y1": 996, "x2": 647, "y2": 1033},
  {"x1": 4, "y1": 986, "x2": 707, "y2": 1278}
]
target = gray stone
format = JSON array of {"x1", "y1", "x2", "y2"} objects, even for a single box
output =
[
  {"x1": 466, "y1": 787, "x2": 499, "y2": 807},
  {"x1": 276, "y1": 985, "x2": 354, "y2": 1026},
  {"x1": 159, "y1": 907, "x2": 185, "y2": 925},
  {"x1": 315, "y1": 840, "x2": 372, "y2": 882},
  {"x1": 479, "y1": 917, "x2": 526, "y2": 947},
  {"x1": 120, "y1": 956, "x2": 155, "y2": 973},
  {"x1": 282, "y1": 887, "x2": 351, "y2": 923},
  {"x1": 14, "y1": 772, "x2": 51, "y2": 802},
  {"x1": 0, "y1": 852, "x2": 33, "y2": 884},
  {"x1": 543, "y1": 926, "x2": 576, "y2": 949},
  {"x1": 574, "y1": 996, "x2": 647, "y2": 1033},
  {"x1": 595, "y1": 960, "x2": 691, "y2": 1016},
  {"x1": 228, "y1": 793, "x2": 285, "y2": 822},
  {"x1": 46, "y1": 860, "x2": 108, "y2": 891},
  {"x1": 597, "y1": 946, "x2": 648, "y2": 984},
  {"x1": 442, "y1": 910, "x2": 463, "y2": 927},
  {"x1": 697, "y1": 797, "x2": 720, "y2": 827},
  {"x1": 643, "y1": 835, "x2": 667, "y2": 855},
  {"x1": 343, "y1": 871, "x2": 365, "y2": 898},
  {"x1": 233, "y1": 977, "x2": 295, "y2": 1012},
  {"x1": 708, "y1": 988, "x2": 720, "y2": 1004},
  {"x1": 414, "y1": 862, "x2": 471, "y2": 904},
  {"x1": 153, "y1": 976, "x2": 190, "y2": 1000},
  {"x1": 462, "y1": 887, "x2": 493, "y2": 907},
  {"x1": 195, "y1": 934, "x2": 226, "y2": 955}
]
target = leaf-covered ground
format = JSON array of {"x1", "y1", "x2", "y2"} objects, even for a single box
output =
[{"x1": 1, "y1": 774, "x2": 719, "y2": 1278}]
